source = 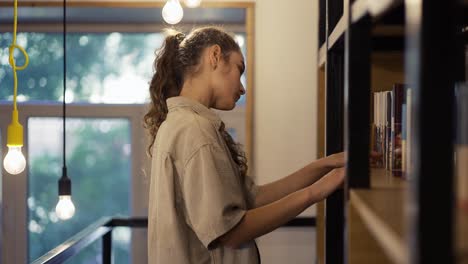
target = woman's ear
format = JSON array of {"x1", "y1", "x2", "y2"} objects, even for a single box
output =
[{"x1": 208, "y1": 44, "x2": 222, "y2": 70}]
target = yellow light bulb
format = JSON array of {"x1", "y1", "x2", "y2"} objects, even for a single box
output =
[
  {"x1": 55, "y1": 195, "x2": 75, "y2": 220},
  {"x1": 162, "y1": 0, "x2": 184, "y2": 25}
]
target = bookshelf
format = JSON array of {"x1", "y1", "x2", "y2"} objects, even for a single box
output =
[
  {"x1": 349, "y1": 169, "x2": 407, "y2": 264},
  {"x1": 316, "y1": 0, "x2": 468, "y2": 263}
]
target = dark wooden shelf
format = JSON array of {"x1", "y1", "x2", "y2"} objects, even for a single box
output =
[
  {"x1": 348, "y1": 202, "x2": 393, "y2": 264},
  {"x1": 351, "y1": 0, "x2": 367, "y2": 23},
  {"x1": 458, "y1": 210, "x2": 468, "y2": 263},
  {"x1": 351, "y1": 169, "x2": 468, "y2": 263},
  {"x1": 367, "y1": 0, "x2": 403, "y2": 20},
  {"x1": 352, "y1": 0, "x2": 403, "y2": 23},
  {"x1": 369, "y1": 168, "x2": 405, "y2": 189},
  {"x1": 326, "y1": 2, "x2": 404, "y2": 52},
  {"x1": 349, "y1": 169, "x2": 407, "y2": 264}
]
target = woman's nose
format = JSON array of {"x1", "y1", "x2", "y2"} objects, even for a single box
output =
[{"x1": 240, "y1": 84, "x2": 246, "y2": 95}]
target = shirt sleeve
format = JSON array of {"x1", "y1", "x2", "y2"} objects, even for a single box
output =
[
  {"x1": 242, "y1": 175, "x2": 258, "y2": 209},
  {"x1": 180, "y1": 143, "x2": 247, "y2": 249}
]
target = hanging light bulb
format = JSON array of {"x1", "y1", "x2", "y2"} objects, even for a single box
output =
[
  {"x1": 55, "y1": 0, "x2": 75, "y2": 221},
  {"x1": 3, "y1": 146, "x2": 26, "y2": 175},
  {"x1": 56, "y1": 195, "x2": 75, "y2": 220},
  {"x1": 162, "y1": 0, "x2": 184, "y2": 25},
  {"x1": 56, "y1": 169, "x2": 75, "y2": 220},
  {"x1": 4, "y1": 0, "x2": 29, "y2": 175},
  {"x1": 4, "y1": 109, "x2": 26, "y2": 174},
  {"x1": 184, "y1": 0, "x2": 201, "y2": 8}
]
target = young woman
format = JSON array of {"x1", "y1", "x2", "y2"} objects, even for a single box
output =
[{"x1": 144, "y1": 26, "x2": 345, "y2": 264}]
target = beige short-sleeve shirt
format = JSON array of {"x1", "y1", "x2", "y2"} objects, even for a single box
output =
[{"x1": 148, "y1": 96, "x2": 260, "y2": 264}]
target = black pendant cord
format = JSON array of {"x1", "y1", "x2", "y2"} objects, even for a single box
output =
[
  {"x1": 59, "y1": 0, "x2": 71, "y2": 196},
  {"x1": 62, "y1": 0, "x2": 66, "y2": 171}
]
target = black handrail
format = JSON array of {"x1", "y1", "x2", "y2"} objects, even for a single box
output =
[
  {"x1": 31, "y1": 216, "x2": 313, "y2": 264},
  {"x1": 31, "y1": 216, "x2": 148, "y2": 264}
]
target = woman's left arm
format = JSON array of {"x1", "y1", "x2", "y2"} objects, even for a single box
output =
[{"x1": 253, "y1": 152, "x2": 345, "y2": 208}]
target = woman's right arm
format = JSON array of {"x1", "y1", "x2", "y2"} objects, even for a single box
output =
[
  {"x1": 218, "y1": 167, "x2": 345, "y2": 249},
  {"x1": 254, "y1": 152, "x2": 345, "y2": 208}
]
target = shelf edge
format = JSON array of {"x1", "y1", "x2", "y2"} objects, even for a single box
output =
[
  {"x1": 368, "y1": 0, "x2": 402, "y2": 18},
  {"x1": 351, "y1": 0, "x2": 368, "y2": 23},
  {"x1": 328, "y1": 14, "x2": 347, "y2": 50},
  {"x1": 350, "y1": 190, "x2": 408, "y2": 264},
  {"x1": 318, "y1": 43, "x2": 326, "y2": 67}
]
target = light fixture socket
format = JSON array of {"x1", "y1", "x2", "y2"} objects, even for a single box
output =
[
  {"x1": 58, "y1": 167, "x2": 71, "y2": 196},
  {"x1": 7, "y1": 109, "x2": 23, "y2": 146}
]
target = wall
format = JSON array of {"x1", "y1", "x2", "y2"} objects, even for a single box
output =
[
  {"x1": 253, "y1": 0, "x2": 319, "y2": 263},
  {"x1": 254, "y1": 0, "x2": 318, "y2": 207}
]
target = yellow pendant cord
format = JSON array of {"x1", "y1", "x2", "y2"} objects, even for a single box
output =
[
  {"x1": 9, "y1": 0, "x2": 29, "y2": 110},
  {"x1": 7, "y1": 0, "x2": 29, "y2": 146}
]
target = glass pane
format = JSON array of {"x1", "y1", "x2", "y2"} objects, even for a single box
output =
[
  {"x1": 27, "y1": 118, "x2": 131, "y2": 263},
  {"x1": 235, "y1": 33, "x2": 247, "y2": 107},
  {"x1": 113, "y1": 227, "x2": 132, "y2": 263},
  {"x1": 0, "y1": 33, "x2": 162, "y2": 103}
]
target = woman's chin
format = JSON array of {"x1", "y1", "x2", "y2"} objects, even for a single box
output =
[{"x1": 214, "y1": 102, "x2": 236, "y2": 111}]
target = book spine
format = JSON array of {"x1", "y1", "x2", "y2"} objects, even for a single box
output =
[
  {"x1": 371, "y1": 93, "x2": 380, "y2": 167},
  {"x1": 386, "y1": 91, "x2": 392, "y2": 171},
  {"x1": 375, "y1": 92, "x2": 384, "y2": 168},
  {"x1": 402, "y1": 103, "x2": 407, "y2": 179},
  {"x1": 391, "y1": 84, "x2": 405, "y2": 177},
  {"x1": 456, "y1": 83, "x2": 468, "y2": 211},
  {"x1": 406, "y1": 88, "x2": 413, "y2": 180}
]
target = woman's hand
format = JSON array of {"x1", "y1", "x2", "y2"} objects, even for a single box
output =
[
  {"x1": 308, "y1": 167, "x2": 346, "y2": 201},
  {"x1": 325, "y1": 151, "x2": 346, "y2": 169}
]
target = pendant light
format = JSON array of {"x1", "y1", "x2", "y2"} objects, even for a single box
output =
[
  {"x1": 184, "y1": 0, "x2": 202, "y2": 8},
  {"x1": 162, "y1": 0, "x2": 184, "y2": 25},
  {"x1": 3, "y1": 0, "x2": 29, "y2": 175},
  {"x1": 55, "y1": 0, "x2": 75, "y2": 221}
]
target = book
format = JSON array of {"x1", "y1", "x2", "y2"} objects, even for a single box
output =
[
  {"x1": 372, "y1": 92, "x2": 384, "y2": 168},
  {"x1": 455, "y1": 82, "x2": 468, "y2": 211},
  {"x1": 391, "y1": 84, "x2": 405, "y2": 177},
  {"x1": 385, "y1": 91, "x2": 392, "y2": 170},
  {"x1": 401, "y1": 103, "x2": 407, "y2": 179},
  {"x1": 406, "y1": 88, "x2": 413, "y2": 180}
]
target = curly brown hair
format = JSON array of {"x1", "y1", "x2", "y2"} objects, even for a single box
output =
[{"x1": 143, "y1": 26, "x2": 248, "y2": 177}]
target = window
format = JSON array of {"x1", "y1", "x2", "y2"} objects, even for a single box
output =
[
  {"x1": 28, "y1": 118, "x2": 131, "y2": 262},
  {"x1": 0, "y1": 7, "x2": 250, "y2": 262}
]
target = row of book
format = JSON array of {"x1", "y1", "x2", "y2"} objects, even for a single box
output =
[
  {"x1": 372, "y1": 82, "x2": 468, "y2": 210},
  {"x1": 371, "y1": 84, "x2": 411, "y2": 178}
]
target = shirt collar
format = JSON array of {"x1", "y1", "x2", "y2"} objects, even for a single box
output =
[{"x1": 167, "y1": 96, "x2": 222, "y2": 129}]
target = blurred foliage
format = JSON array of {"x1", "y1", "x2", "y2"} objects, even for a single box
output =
[
  {"x1": 0, "y1": 32, "x2": 160, "y2": 102},
  {"x1": 28, "y1": 119, "x2": 131, "y2": 263}
]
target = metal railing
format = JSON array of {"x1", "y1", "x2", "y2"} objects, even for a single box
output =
[
  {"x1": 31, "y1": 217, "x2": 148, "y2": 264},
  {"x1": 30, "y1": 216, "x2": 314, "y2": 264}
]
